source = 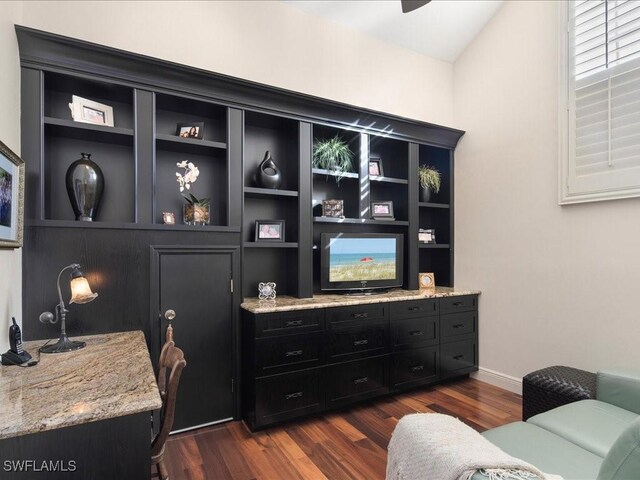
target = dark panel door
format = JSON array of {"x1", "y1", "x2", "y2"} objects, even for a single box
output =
[{"x1": 157, "y1": 248, "x2": 235, "y2": 431}]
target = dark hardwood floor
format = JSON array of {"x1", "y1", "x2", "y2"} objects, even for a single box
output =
[{"x1": 163, "y1": 377, "x2": 522, "y2": 480}]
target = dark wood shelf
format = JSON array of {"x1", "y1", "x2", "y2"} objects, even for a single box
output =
[
  {"x1": 156, "y1": 133, "x2": 227, "y2": 150},
  {"x1": 418, "y1": 243, "x2": 450, "y2": 249},
  {"x1": 44, "y1": 117, "x2": 134, "y2": 136},
  {"x1": 244, "y1": 187, "x2": 298, "y2": 198},
  {"x1": 370, "y1": 175, "x2": 408, "y2": 185},
  {"x1": 313, "y1": 217, "x2": 409, "y2": 226},
  {"x1": 26, "y1": 219, "x2": 241, "y2": 233},
  {"x1": 243, "y1": 242, "x2": 298, "y2": 249},
  {"x1": 312, "y1": 168, "x2": 358, "y2": 179},
  {"x1": 419, "y1": 202, "x2": 450, "y2": 209}
]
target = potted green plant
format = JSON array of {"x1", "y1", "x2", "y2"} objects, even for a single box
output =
[
  {"x1": 418, "y1": 165, "x2": 441, "y2": 203},
  {"x1": 176, "y1": 160, "x2": 210, "y2": 225},
  {"x1": 312, "y1": 135, "x2": 354, "y2": 184}
]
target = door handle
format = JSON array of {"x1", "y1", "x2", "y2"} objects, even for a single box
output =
[{"x1": 164, "y1": 309, "x2": 176, "y2": 321}]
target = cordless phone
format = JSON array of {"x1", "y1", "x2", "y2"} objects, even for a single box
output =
[
  {"x1": 1, "y1": 317, "x2": 33, "y2": 366},
  {"x1": 9, "y1": 317, "x2": 24, "y2": 354}
]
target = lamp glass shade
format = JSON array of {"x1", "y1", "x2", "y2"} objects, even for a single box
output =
[{"x1": 69, "y1": 276, "x2": 98, "y2": 304}]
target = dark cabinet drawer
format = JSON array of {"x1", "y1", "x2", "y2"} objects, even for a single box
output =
[
  {"x1": 440, "y1": 295, "x2": 478, "y2": 314},
  {"x1": 441, "y1": 311, "x2": 477, "y2": 342},
  {"x1": 327, "y1": 319, "x2": 388, "y2": 361},
  {"x1": 390, "y1": 299, "x2": 438, "y2": 319},
  {"x1": 441, "y1": 340, "x2": 477, "y2": 376},
  {"x1": 255, "y1": 333, "x2": 322, "y2": 375},
  {"x1": 255, "y1": 369, "x2": 322, "y2": 425},
  {"x1": 391, "y1": 346, "x2": 438, "y2": 389},
  {"x1": 326, "y1": 304, "x2": 388, "y2": 325},
  {"x1": 391, "y1": 317, "x2": 438, "y2": 351},
  {"x1": 254, "y1": 309, "x2": 324, "y2": 338},
  {"x1": 326, "y1": 356, "x2": 388, "y2": 408}
]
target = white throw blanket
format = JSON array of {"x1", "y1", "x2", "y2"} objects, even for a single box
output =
[{"x1": 386, "y1": 413, "x2": 563, "y2": 480}]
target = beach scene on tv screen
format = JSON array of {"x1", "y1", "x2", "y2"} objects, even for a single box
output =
[{"x1": 329, "y1": 237, "x2": 396, "y2": 282}]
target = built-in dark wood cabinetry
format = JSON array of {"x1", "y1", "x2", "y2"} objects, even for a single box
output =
[
  {"x1": 242, "y1": 294, "x2": 479, "y2": 430},
  {"x1": 17, "y1": 26, "x2": 465, "y2": 429}
]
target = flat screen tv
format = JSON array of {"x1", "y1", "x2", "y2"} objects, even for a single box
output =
[{"x1": 320, "y1": 233, "x2": 404, "y2": 292}]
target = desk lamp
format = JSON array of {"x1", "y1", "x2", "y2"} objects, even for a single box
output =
[{"x1": 38, "y1": 263, "x2": 98, "y2": 353}]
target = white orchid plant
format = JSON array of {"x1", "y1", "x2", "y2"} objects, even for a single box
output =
[{"x1": 176, "y1": 161, "x2": 209, "y2": 206}]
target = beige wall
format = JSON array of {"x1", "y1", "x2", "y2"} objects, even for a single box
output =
[
  {"x1": 454, "y1": 0, "x2": 640, "y2": 382},
  {"x1": 0, "y1": 1, "x2": 23, "y2": 351},
  {"x1": 22, "y1": 0, "x2": 453, "y2": 126},
  {"x1": 0, "y1": 1, "x2": 454, "y2": 347}
]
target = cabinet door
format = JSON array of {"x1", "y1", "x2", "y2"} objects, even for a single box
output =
[{"x1": 155, "y1": 247, "x2": 237, "y2": 432}]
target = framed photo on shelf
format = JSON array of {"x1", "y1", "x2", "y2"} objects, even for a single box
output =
[
  {"x1": 419, "y1": 272, "x2": 435, "y2": 289},
  {"x1": 176, "y1": 122, "x2": 205, "y2": 139},
  {"x1": 68, "y1": 95, "x2": 114, "y2": 126},
  {"x1": 371, "y1": 200, "x2": 394, "y2": 220},
  {"x1": 254, "y1": 220, "x2": 285, "y2": 242},
  {"x1": 322, "y1": 199, "x2": 344, "y2": 218},
  {"x1": 162, "y1": 212, "x2": 176, "y2": 225},
  {"x1": 0, "y1": 140, "x2": 24, "y2": 249},
  {"x1": 369, "y1": 155, "x2": 384, "y2": 177},
  {"x1": 418, "y1": 228, "x2": 436, "y2": 244}
]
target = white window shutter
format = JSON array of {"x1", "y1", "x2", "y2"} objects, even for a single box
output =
[{"x1": 561, "y1": 0, "x2": 640, "y2": 203}]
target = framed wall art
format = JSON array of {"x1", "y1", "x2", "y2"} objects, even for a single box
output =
[
  {"x1": 0, "y1": 140, "x2": 25, "y2": 249},
  {"x1": 322, "y1": 199, "x2": 344, "y2": 218},
  {"x1": 369, "y1": 155, "x2": 384, "y2": 177},
  {"x1": 176, "y1": 122, "x2": 205, "y2": 140}
]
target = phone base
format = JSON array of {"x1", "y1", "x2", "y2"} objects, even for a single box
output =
[{"x1": 1, "y1": 350, "x2": 33, "y2": 366}]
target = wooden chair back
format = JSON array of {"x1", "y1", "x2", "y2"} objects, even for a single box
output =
[{"x1": 152, "y1": 339, "x2": 186, "y2": 459}]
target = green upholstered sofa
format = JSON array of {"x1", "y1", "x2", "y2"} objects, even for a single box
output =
[{"x1": 476, "y1": 369, "x2": 640, "y2": 480}]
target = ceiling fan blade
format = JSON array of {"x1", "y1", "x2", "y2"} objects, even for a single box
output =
[{"x1": 401, "y1": 0, "x2": 431, "y2": 13}]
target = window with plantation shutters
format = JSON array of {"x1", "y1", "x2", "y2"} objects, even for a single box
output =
[{"x1": 560, "y1": 0, "x2": 640, "y2": 203}]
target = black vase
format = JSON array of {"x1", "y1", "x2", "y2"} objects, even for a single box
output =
[
  {"x1": 65, "y1": 153, "x2": 104, "y2": 221},
  {"x1": 255, "y1": 151, "x2": 282, "y2": 189},
  {"x1": 420, "y1": 187, "x2": 432, "y2": 203}
]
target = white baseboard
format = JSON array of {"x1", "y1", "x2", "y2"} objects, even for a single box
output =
[{"x1": 471, "y1": 367, "x2": 522, "y2": 395}]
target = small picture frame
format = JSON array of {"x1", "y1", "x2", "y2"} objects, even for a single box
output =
[
  {"x1": 369, "y1": 155, "x2": 384, "y2": 177},
  {"x1": 255, "y1": 220, "x2": 285, "y2": 242},
  {"x1": 176, "y1": 122, "x2": 205, "y2": 140},
  {"x1": 371, "y1": 200, "x2": 394, "y2": 220},
  {"x1": 0, "y1": 140, "x2": 25, "y2": 249},
  {"x1": 419, "y1": 272, "x2": 436, "y2": 289},
  {"x1": 418, "y1": 228, "x2": 436, "y2": 244},
  {"x1": 322, "y1": 199, "x2": 344, "y2": 218},
  {"x1": 68, "y1": 95, "x2": 114, "y2": 127},
  {"x1": 162, "y1": 212, "x2": 176, "y2": 225}
]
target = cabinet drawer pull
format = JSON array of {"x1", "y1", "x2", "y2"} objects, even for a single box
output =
[
  {"x1": 411, "y1": 365, "x2": 424, "y2": 372},
  {"x1": 409, "y1": 330, "x2": 424, "y2": 336},
  {"x1": 353, "y1": 339, "x2": 369, "y2": 346},
  {"x1": 452, "y1": 301, "x2": 463, "y2": 307},
  {"x1": 285, "y1": 320, "x2": 303, "y2": 327},
  {"x1": 407, "y1": 306, "x2": 423, "y2": 312},
  {"x1": 353, "y1": 376, "x2": 369, "y2": 385},
  {"x1": 285, "y1": 350, "x2": 303, "y2": 357},
  {"x1": 453, "y1": 354, "x2": 465, "y2": 360},
  {"x1": 352, "y1": 312, "x2": 369, "y2": 319},
  {"x1": 284, "y1": 391, "x2": 303, "y2": 400},
  {"x1": 452, "y1": 324, "x2": 465, "y2": 329}
]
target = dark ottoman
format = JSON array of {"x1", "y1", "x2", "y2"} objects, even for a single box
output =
[{"x1": 522, "y1": 365, "x2": 597, "y2": 420}]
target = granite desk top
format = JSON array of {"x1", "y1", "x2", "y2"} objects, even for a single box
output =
[
  {"x1": 0, "y1": 331, "x2": 162, "y2": 441},
  {"x1": 241, "y1": 287, "x2": 481, "y2": 313}
]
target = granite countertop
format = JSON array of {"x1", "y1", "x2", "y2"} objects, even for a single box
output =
[
  {"x1": 241, "y1": 287, "x2": 481, "y2": 313},
  {"x1": 0, "y1": 331, "x2": 162, "y2": 441}
]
